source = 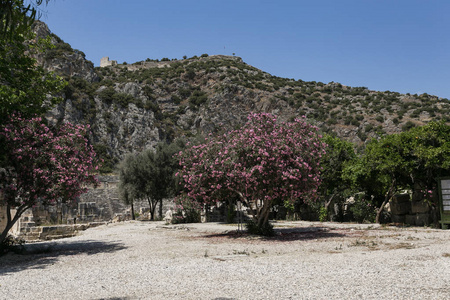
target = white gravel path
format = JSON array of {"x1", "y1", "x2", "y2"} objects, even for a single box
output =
[{"x1": 1, "y1": 221, "x2": 450, "y2": 300}]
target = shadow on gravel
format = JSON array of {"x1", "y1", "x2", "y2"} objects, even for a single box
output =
[
  {"x1": 0, "y1": 240, "x2": 127, "y2": 275},
  {"x1": 201, "y1": 226, "x2": 346, "y2": 242}
]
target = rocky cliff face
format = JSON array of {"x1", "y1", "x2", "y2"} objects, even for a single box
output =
[
  {"x1": 32, "y1": 22, "x2": 450, "y2": 171},
  {"x1": 32, "y1": 22, "x2": 99, "y2": 83}
]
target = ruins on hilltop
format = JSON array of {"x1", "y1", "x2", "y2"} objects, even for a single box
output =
[{"x1": 100, "y1": 56, "x2": 117, "y2": 67}]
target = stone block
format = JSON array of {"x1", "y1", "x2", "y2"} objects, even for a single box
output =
[
  {"x1": 20, "y1": 221, "x2": 36, "y2": 228},
  {"x1": 411, "y1": 201, "x2": 430, "y2": 214},
  {"x1": 42, "y1": 226, "x2": 57, "y2": 233},
  {"x1": 391, "y1": 214, "x2": 405, "y2": 224},
  {"x1": 390, "y1": 199, "x2": 410, "y2": 215},
  {"x1": 402, "y1": 213, "x2": 431, "y2": 226},
  {"x1": 414, "y1": 213, "x2": 431, "y2": 226},
  {"x1": 405, "y1": 214, "x2": 417, "y2": 226},
  {"x1": 394, "y1": 193, "x2": 410, "y2": 202}
]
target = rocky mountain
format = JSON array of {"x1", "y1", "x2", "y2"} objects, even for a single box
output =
[{"x1": 32, "y1": 22, "x2": 450, "y2": 172}]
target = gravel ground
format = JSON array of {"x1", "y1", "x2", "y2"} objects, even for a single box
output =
[{"x1": 1, "y1": 221, "x2": 450, "y2": 300}]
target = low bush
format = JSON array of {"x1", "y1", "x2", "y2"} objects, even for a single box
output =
[
  {"x1": 349, "y1": 196, "x2": 376, "y2": 223},
  {"x1": 0, "y1": 235, "x2": 24, "y2": 256},
  {"x1": 172, "y1": 196, "x2": 202, "y2": 224},
  {"x1": 246, "y1": 220, "x2": 274, "y2": 236}
]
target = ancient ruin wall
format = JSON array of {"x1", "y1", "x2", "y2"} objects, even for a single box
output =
[{"x1": 100, "y1": 56, "x2": 117, "y2": 68}]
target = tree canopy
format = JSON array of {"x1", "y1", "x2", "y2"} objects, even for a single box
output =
[
  {"x1": 0, "y1": 115, "x2": 100, "y2": 246},
  {"x1": 344, "y1": 121, "x2": 450, "y2": 223},
  {"x1": 0, "y1": 0, "x2": 49, "y2": 39},
  {"x1": 118, "y1": 141, "x2": 184, "y2": 220},
  {"x1": 0, "y1": 0, "x2": 63, "y2": 126},
  {"x1": 177, "y1": 113, "x2": 326, "y2": 234},
  {"x1": 318, "y1": 134, "x2": 357, "y2": 220}
]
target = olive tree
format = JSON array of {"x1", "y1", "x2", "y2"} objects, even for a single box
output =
[{"x1": 118, "y1": 141, "x2": 184, "y2": 220}]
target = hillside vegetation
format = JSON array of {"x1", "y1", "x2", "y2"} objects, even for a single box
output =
[{"x1": 32, "y1": 22, "x2": 450, "y2": 172}]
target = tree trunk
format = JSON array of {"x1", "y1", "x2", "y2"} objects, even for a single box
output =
[
  {"x1": 131, "y1": 202, "x2": 135, "y2": 220},
  {"x1": 230, "y1": 188, "x2": 255, "y2": 219},
  {"x1": 376, "y1": 181, "x2": 396, "y2": 224},
  {"x1": 147, "y1": 198, "x2": 156, "y2": 220},
  {"x1": 324, "y1": 193, "x2": 337, "y2": 221},
  {"x1": 159, "y1": 199, "x2": 163, "y2": 219},
  {"x1": 0, "y1": 204, "x2": 28, "y2": 249},
  {"x1": 256, "y1": 199, "x2": 271, "y2": 229},
  {"x1": 228, "y1": 188, "x2": 273, "y2": 234},
  {"x1": 150, "y1": 204, "x2": 156, "y2": 220}
]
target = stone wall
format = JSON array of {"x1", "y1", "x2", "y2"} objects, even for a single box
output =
[
  {"x1": 100, "y1": 56, "x2": 117, "y2": 67},
  {"x1": 29, "y1": 175, "x2": 174, "y2": 225},
  {"x1": 0, "y1": 191, "x2": 21, "y2": 236},
  {"x1": 19, "y1": 222, "x2": 107, "y2": 241},
  {"x1": 1, "y1": 175, "x2": 174, "y2": 240},
  {"x1": 390, "y1": 188, "x2": 439, "y2": 226},
  {"x1": 0, "y1": 203, "x2": 9, "y2": 235}
]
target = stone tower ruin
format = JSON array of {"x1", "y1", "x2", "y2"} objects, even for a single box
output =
[{"x1": 100, "y1": 57, "x2": 117, "y2": 67}]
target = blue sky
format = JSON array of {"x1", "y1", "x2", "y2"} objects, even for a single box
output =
[{"x1": 38, "y1": 0, "x2": 450, "y2": 99}]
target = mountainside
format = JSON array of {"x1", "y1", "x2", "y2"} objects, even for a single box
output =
[{"x1": 32, "y1": 22, "x2": 450, "y2": 172}]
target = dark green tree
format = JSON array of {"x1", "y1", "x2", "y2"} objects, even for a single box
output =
[
  {"x1": 405, "y1": 121, "x2": 450, "y2": 189},
  {"x1": 1, "y1": 0, "x2": 64, "y2": 125},
  {"x1": 354, "y1": 133, "x2": 413, "y2": 223},
  {"x1": 152, "y1": 140, "x2": 186, "y2": 218},
  {"x1": 0, "y1": 0, "x2": 50, "y2": 39},
  {"x1": 118, "y1": 140, "x2": 185, "y2": 220},
  {"x1": 118, "y1": 154, "x2": 140, "y2": 220},
  {"x1": 344, "y1": 121, "x2": 450, "y2": 223},
  {"x1": 318, "y1": 135, "x2": 357, "y2": 220}
]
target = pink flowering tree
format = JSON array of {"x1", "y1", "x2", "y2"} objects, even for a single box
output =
[
  {"x1": 177, "y1": 113, "x2": 326, "y2": 233},
  {"x1": 0, "y1": 115, "x2": 100, "y2": 245}
]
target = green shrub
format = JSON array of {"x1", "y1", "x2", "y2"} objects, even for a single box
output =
[
  {"x1": 97, "y1": 87, "x2": 116, "y2": 104},
  {"x1": 357, "y1": 131, "x2": 367, "y2": 141},
  {"x1": 349, "y1": 196, "x2": 376, "y2": 223},
  {"x1": 351, "y1": 119, "x2": 360, "y2": 126},
  {"x1": 410, "y1": 109, "x2": 421, "y2": 118},
  {"x1": 344, "y1": 116, "x2": 353, "y2": 125},
  {"x1": 93, "y1": 143, "x2": 116, "y2": 173},
  {"x1": 178, "y1": 87, "x2": 192, "y2": 98},
  {"x1": 365, "y1": 124, "x2": 374, "y2": 132},
  {"x1": 97, "y1": 87, "x2": 136, "y2": 108},
  {"x1": 171, "y1": 95, "x2": 181, "y2": 105},
  {"x1": 113, "y1": 92, "x2": 135, "y2": 108},
  {"x1": 172, "y1": 196, "x2": 201, "y2": 224},
  {"x1": 189, "y1": 90, "x2": 208, "y2": 109},
  {"x1": 0, "y1": 235, "x2": 24, "y2": 255},
  {"x1": 318, "y1": 206, "x2": 328, "y2": 222},
  {"x1": 185, "y1": 70, "x2": 196, "y2": 80},
  {"x1": 402, "y1": 121, "x2": 416, "y2": 131},
  {"x1": 144, "y1": 100, "x2": 160, "y2": 113},
  {"x1": 326, "y1": 118, "x2": 338, "y2": 125},
  {"x1": 246, "y1": 220, "x2": 274, "y2": 236}
]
